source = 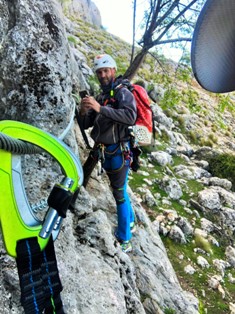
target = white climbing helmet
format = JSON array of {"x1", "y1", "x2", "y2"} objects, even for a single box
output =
[{"x1": 93, "y1": 54, "x2": 117, "y2": 72}]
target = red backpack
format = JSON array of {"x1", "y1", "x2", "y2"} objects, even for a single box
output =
[
  {"x1": 115, "y1": 80, "x2": 153, "y2": 146},
  {"x1": 131, "y1": 84, "x2": 153, "y2": 146}
]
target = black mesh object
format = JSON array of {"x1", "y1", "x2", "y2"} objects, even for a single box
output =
[{"x1": 191, "y1": 0, "x2": 235, "y2": 93}]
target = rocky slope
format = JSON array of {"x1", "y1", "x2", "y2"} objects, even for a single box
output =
[
  {"x1": 0, "y1": 1, "x2": 235, "y2": 314},
  {"x1": 60, "y1": 0, "x2": 101, "y2": 27}
]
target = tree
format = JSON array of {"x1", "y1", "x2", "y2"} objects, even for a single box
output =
[{"x1": 124, "y1": 0, "x2": 206, "y2": 80}]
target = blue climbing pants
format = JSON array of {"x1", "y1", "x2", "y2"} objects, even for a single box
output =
[{"x1": 102, "y1": 143, "x2": 135, "y2": 241}]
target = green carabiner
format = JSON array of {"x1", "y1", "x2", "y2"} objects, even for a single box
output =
[{"x1": 0, "y1": 120, "x2": 83, "y2": 257}]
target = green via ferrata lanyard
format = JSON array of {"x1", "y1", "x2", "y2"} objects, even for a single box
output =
[{"x1": 0, "y1": 120, "x2": 83, "y2": 313}]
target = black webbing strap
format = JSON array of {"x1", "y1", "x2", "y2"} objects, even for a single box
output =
[
  {"x1": 16, "y1": 236, "x2": 64, "y2": 314},
  {"x1": 42, "y1": 236, "x2": 64, "y2": 314},
  {"x1": 82, "y1": 152, "x2": 98, "y2": 188},
  {"x1": 16, "y1": 237, "x2": 44, "y2": 313},
  {"x1": 82, "y1": 145, "x2": 106, "y2": 188}
]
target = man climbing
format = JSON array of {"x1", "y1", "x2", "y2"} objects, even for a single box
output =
[{"x1": 79, "y1": 54, "x2": 137, "y2": 253}]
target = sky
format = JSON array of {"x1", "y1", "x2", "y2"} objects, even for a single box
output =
[
  {"x1": 93, "y1": 0, "x2": 138, "y2": 44},
  {"x1": 92, "y1": 0, "x2": 184, "y2": 62}
]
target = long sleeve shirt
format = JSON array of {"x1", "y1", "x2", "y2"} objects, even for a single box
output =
[{"x1": 81, "y1": 85, "x2": 137, "y2": 145}]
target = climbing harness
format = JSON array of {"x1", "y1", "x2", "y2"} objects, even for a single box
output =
[
  {"x1": 0, "y1": 120, "x2": 83, "y2": 313},
  {"x1": 122, "y1": 142, "x2": 132, "y2": 164}
]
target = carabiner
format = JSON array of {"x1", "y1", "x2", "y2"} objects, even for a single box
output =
[{"x1": 0, "y1": 120, "x2": 83, "y2": 257}]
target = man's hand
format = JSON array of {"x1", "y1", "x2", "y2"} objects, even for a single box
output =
[{"x1": 80, "y1": 96, "x2": 101, "y2": 115}]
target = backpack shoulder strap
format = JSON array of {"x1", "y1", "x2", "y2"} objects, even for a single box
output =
[{"x1": 113, "y1": 79, "x2": 133, "y2": 100}]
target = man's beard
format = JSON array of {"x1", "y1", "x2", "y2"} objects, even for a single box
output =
[{"x1": 99, "y1": 77, "x2": 112, "y2": 86}]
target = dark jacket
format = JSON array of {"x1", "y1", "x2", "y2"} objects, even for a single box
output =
[{"x1": 81, "y1": 81, "x2": 137, "y2": 145}]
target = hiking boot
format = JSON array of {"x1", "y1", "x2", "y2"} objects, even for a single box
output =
[
  {"x1": 120, "y1": 241, "x2": 132, "y2": 253},
  {"x1": 114, "y1": 231, "x2": 132, "y2": 253},
  {"x1": 130, "y1": 221, "x2": 136, "y2": 233}
]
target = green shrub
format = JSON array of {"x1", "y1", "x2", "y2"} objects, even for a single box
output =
[
  {"x1": 225, "y1": 130, "x2": 231, "y2": 137},
  {"x1": 208, "y1": 153, "x2": 235, "y2": 189},
  {"x1": 176, "y1": 115, "x2": 185, "y2": 127},
  {"x1": 200, "y1": 138, "x2": 213, "y2": 147},
  {"x1": 138, "y1": 68, "x2": 152, "y2": 81},
  {"x1": 194, "y1": 234, "x2": 212, "y2": 254},
  {"x1": 176, "y1": 67, "x2": 191, "y2": 83},
  {"x1": 208, "y1": 133, "x2": 218, "y2": 144},
  {"x1": 182, "y1": 89, "x2": 200, "y2": 113},
  {"x1": 217, "y1": 94, "x2": 235, "y2": 114},
  {"x1": 160, "y1": 87, "x2": 181, "y2": 110},
  {"x1": 164, "y1": 308, "x2": 176, "y2": 314},
  {"x1": 188, "y1": 130, "x2": 199, "y2": 144}
]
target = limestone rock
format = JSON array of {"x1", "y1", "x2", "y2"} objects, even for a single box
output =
[
  {"x1": 184, "y1": 265, "x2": 196, "y2": 275},
  {"x1": 60, "y1": 0, "x2": 102, "y2": 27},
  {"x1": 225, "y1": 246, "x2": 235, "y2": 267},
  {"x1": 149, "y1": 151, "x2": 173, "y2": 167},
  {"x1": 169, "y1": 225, "x2": 187, "y2": 244},
  {"x1": 197, "y1": 256, "x2": 210, "y2": 269},
  {"x1": 197, "y1": 188, "x2": 221, "y2": 211},
  {"x1": 160, "y1": 176, "x2": 183, "y2": 200},
  {"x1": 209, "y1": 177, "x2": 232, "y2": 190}
]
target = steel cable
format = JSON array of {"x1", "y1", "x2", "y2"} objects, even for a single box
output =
[
  {"x1": 0, "y1": 132, "x2": 42, "y2": 154},
  {"x1": 0, "y1": 97, "x2": 76, "y2": 154}
]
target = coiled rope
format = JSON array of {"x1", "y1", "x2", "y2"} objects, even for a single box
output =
[{"x1": 0, "y1": 132, "x2": 42, "y2": 154}]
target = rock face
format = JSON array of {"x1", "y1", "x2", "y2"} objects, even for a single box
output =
[
  {"x1": 0, "y1": 1, "x2": 200, "y2": 314},
  {"x1": 61, "y1": 0, "x2": 102, "y2": 27},
  {"x1": 0, "y1": 0, "x2": 79, "y2": 137}
]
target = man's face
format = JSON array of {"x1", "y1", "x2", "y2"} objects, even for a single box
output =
[{"x1": 96, "y1": 67, "x2": 116, "y2": 86}]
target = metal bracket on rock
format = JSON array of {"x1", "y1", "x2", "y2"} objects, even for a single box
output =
[{"x1": 0, "y1": 120, "x2": 83, "y2": 257}]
